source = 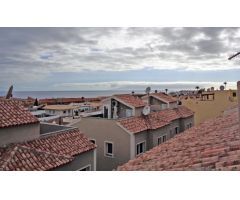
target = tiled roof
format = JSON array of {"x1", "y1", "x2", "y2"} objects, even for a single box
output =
[
  {"x1": 114, "y1": 94, "x2": 146, "y2": 108},
  {"x1": 150, "y1": 92, "x2": 178, "y2": 103},
  {"x1": 118, "y1": 106, "x2": 194, "y2": 134},
  {"x1": 0, "y1": 145, "x2": 73, "y2": 171},
  {"x1": 118, "y1": 108, "x2": 240, "y2": 171},
  {"x1": 0, "y1": 99, "x2": 39, "y2": 128},
  {"x1": 25, "y1": 128, "x2": 96, "y2": 157},
  {"x1": 0, "y1": 128, "x2": 96, "y2": 171}
]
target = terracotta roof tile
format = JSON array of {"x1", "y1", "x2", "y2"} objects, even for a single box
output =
[
  {"x1": 118, "y1": 106, "x2": 193, "y2": 134},
  {"x1": 0, "y1": 145, "x2": 73, "y2": 171},
  {"x1": 0, "y1": 128, "x2": 96, "y2": 171},
  {"x1": 117, "y1": 107, "x2": 239, "y2": 171},
  {"x1": 151, "y1": 93, "x2": 178, "y2": 103},
  {"x1": 0, "y1": 99, "x2": 39, "y2": 128},
  {"x1": 114, "y1": 94, "x2": 145, "y2": 108},
  {"x1": 25, "y1": 128, "x2": 96, "y2": 157}
]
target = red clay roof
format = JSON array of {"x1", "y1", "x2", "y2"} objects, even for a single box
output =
[
  {"x1": 150, "y1": 92, "x2": 178, "y2": 103},
  {"x1": 114, "y1": 94, "x2": 146, "y2": 108},
  {"x1": 118, "y1": 108, "x2": 240, "y2": 171},
  {"x1": 0, "y1": 145, "x2": 73, "y2": 171},
  {"x1": 25, "y1": 128, "x2": 96, "y2": 157},
  {"x1": 0, "y1": 128, "x2": 96, "y2": 171},
  {"x1": 0, "y1": 99, "x2": 39, "y2": 128},
  {"x1": 118, "y1": 106, "x2": 194, "y2": 134}
]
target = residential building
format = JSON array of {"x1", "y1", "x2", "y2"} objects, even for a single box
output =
[
  {"x1": 74, "y1": 93, "x2": 194, "y2": 171},
  {"x1": 117, "y1": 105, "x2": 239, "y2": 171},
  {"x1": 43, "y1": 104, "x2": 80, "y2": 118},
  {"x1": 0, "y1": 99, "x2": 96, "y2": 171},
  {"x1": 182, "y1": 89, "x2": 238, "y2": 125},
  {"x1": 30, "y1": 110, "x2": 63, "y2": 124}
]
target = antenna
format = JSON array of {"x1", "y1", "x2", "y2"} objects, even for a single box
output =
[
  {"x1": 5, "y1": 85, "x2": 13, "y2": 99},
  {"x1": 228, "y1": 52, "x2": 240, "y2": 60}
]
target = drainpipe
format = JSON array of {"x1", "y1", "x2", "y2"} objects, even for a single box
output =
[{"x1": 237, "y1": 81, "x2": 240, "y2": 132}]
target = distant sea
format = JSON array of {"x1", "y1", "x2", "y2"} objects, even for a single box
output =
[{"x1": 0, "y1": 90, "x2": 146, "y2": 99}]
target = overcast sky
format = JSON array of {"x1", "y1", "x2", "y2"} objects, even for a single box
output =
[{"x1": 0, "y1": 27, "x2": 240, "y2": 91}]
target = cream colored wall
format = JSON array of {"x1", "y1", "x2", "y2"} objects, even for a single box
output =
[
  {"x1": 73, "y1": 118, "x2": 130, "y2": 171},
  {"x1": 0, "y1": 123, "x2": 40, "y2": 146},
  {"x1": 182, "y1": 90, "x2": 237, "y2": 125}
]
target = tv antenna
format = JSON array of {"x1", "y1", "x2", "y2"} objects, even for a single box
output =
[{"x1": 228, "y1": 52, "x2": 240, "y2": 60}]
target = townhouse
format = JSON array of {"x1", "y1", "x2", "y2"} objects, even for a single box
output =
[
  {"x1": 0, "y1": 99, "x2": 96, "y2": 171},
  {"x1": 74, "y1": 92, "x2": 194, "y2": 171}
]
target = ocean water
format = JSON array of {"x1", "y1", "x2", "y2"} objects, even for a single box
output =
[{"x1": 0, "y1": 90, "x2": 145, "y2": 99}]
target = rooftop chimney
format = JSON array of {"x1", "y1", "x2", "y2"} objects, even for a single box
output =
[{"x1": 237, "y1": 81, "x2": 240, "y2": 132}]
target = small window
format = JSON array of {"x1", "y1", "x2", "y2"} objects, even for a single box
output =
[
  {"x1": 157, "y1": 137, "x2": 162, "y2": 145},
  {"x1": 105, "y1": 142, "x2": 114, "y2": 157},
  {"x1": 136, "y1": 142, "x2": 146, "y2": 155},
  {"x1": 163, "y1": 135, "x2": 167, "y2": 142},
  {"x1": 63, "y1": 110, "x2": 66, "y2": 114},
  {"x1": 233, "y1": 92, "x2": 237, "y2": 97},
  {"x1": 90, "y1": 139, "x2": 96, "y2": 144},
  {"x1": 78, "y1": 165, "x2": 91, "y2": 171},
  {"x1": 175, "y1": 127, "x2": 179, "y2": 134}
]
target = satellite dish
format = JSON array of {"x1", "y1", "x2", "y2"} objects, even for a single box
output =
[
  {"x1": 145, "y1": 87, "x2": 151, "y2": 95},
  {"x1": 142, "y1": 105, "x2": 150, "y2": 116}
]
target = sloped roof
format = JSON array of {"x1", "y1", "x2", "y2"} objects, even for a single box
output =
[
  {"x1": 150, "y1": 92, "x2": 178, "y2": 103},
  {"x1": 114, "y1": 94, "x2": 146, "y2": 108},
  {"x1": 117, "y1": 106, "x2": 194, "y2": 134},
  {"x1": 0, "y1": 128, "x2": 96, "y2": 171},
  {"x1": 0, "y1": 99, "x2": 39, "y2": 128},
  {"x1": 25, "y1": 128, "x2": 96, "y2": 157},
  {"x1": 0, "y1": 145, "x2": 73, "y2": 171},
  {"x1": 117, "y1": 108, "x2": 240, "y2": 171}
]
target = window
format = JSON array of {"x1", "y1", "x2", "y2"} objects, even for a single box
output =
[
  {"x1": 136, "y1": 141, "x2": 146, "y2": 155},
  {"x1": 105, "y1": 142, "x2": 114, "y2": 157},
  {"x1": 63, "y1": 110, "x2": 66, "y2": 114},
  {"x1": 175, "y1": 127, "x2": 179, "y2": 134},
  {"x1": 90, "y1": 139, "x2": 96, "y2": 144},
  {"x1": 77, "y1": 165, "x2": 91, "y2": 171},
  {"x1": 158, "y1": 137, "x2": 162, "y2": 145},
  {"x1": 163, "y1": 135, "x2": 167, "y2": 142},
  {"x1": 233, "y1": 92, "x2": 237, "y2": 97}
]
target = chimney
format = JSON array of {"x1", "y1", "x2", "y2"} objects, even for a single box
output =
[{"x1": 237, "y1": 81, "x2": 240, "y2": 132}]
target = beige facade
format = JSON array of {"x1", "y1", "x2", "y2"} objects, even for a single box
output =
[
  {"x1": 74, "y1": 117, "x2": 131, "y2": 171},
  {"x1": 0, "y1": 123, "x2": 40, "y2": 147},
  {"x1": 73, "y1": 114, "x2": 194, "y2": 170}
]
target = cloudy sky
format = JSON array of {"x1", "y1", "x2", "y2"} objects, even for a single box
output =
[{"x1": 0, "y1": 27, "x2": 240, "y2": 91}]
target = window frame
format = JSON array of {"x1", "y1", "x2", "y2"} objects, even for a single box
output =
[
  {"x1": 89, "y1": 139, "x2": 96, "y2": 144},
  {"x1": 77, "y1": 164, "x2": 91, "y2": 171},
  {"x1": 162, "y1": 135, "x2": 167, "y2": 143},
  {"x1": 104, "y1": 141, "x2": 114, "y2": 158},
  {"x1": 157, "y1": 136, "x2": 163, "y2": 145},
  {"x1": 136, "y1": 141, "x2": 146, "y2": 156}
]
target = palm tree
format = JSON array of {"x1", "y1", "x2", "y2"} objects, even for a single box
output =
[
  {"x1": 224, "y1": 82, "x2": 227, "y2": 90},
  {"x1": 165, "y1": 89, "x2": 168, "y2": 94}
]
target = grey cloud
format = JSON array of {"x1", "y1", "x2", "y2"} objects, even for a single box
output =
[{"x1": 1, "y1": 27, "x2": 240, "y2": 90}]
